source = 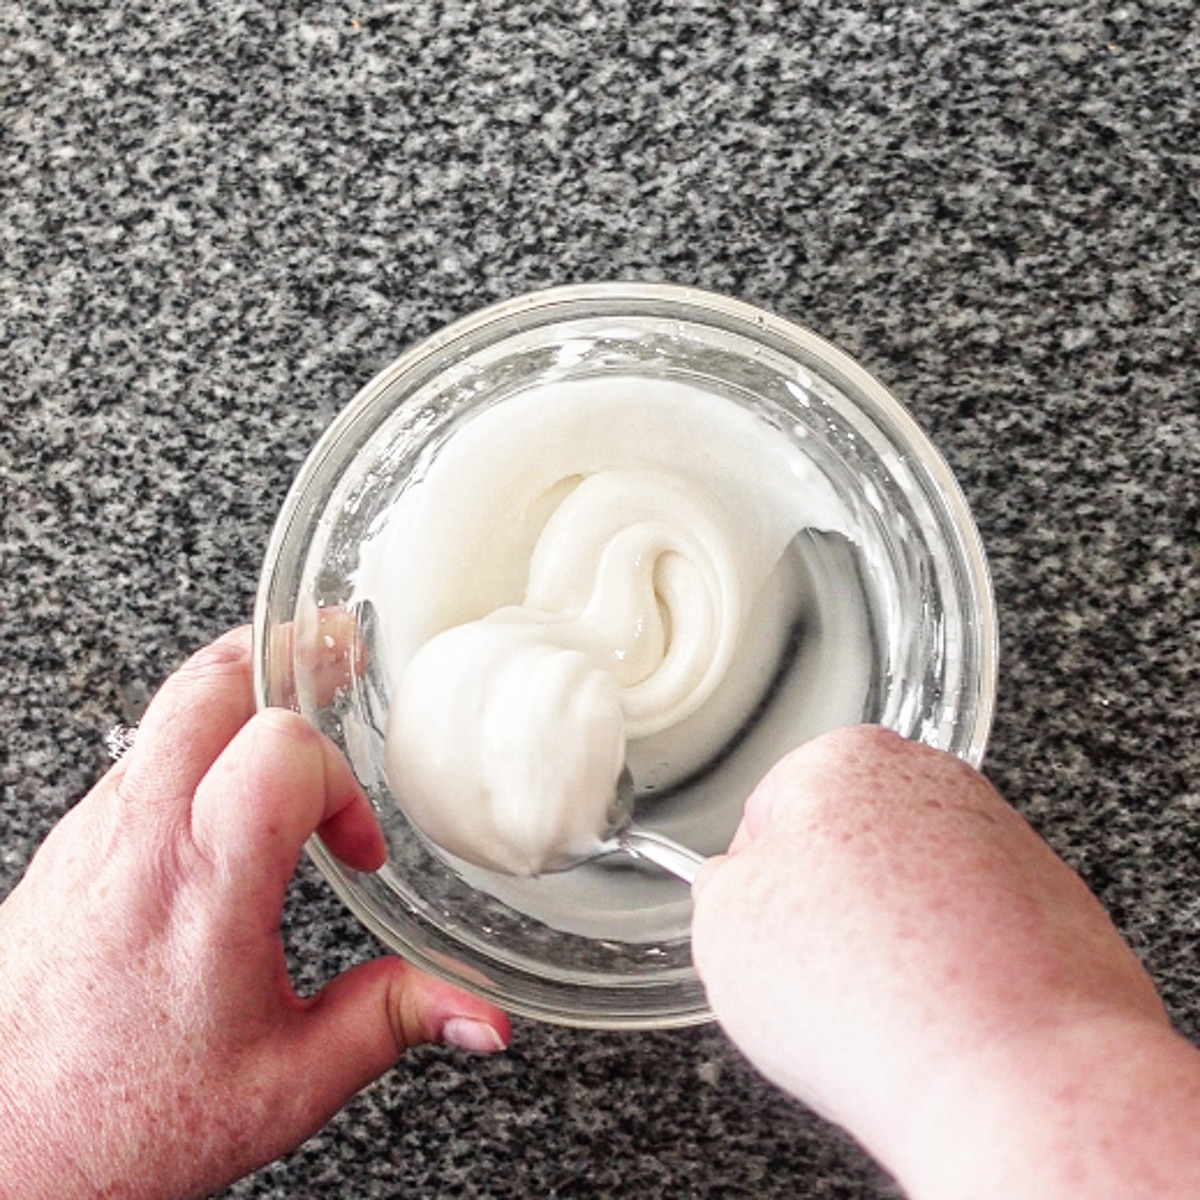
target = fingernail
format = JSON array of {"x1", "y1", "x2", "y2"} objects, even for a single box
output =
[{"x1": 442, "y1": 1016, "x2": 507, "y2": 1054}]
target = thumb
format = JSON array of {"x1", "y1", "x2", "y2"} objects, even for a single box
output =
[{"x1": 285, "y1": 956, "x2": 511, "y2": 1130}]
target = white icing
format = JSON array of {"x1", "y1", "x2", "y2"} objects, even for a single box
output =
[{"x1": 354, "y1": 376, "x2": 859, "y2": 880}]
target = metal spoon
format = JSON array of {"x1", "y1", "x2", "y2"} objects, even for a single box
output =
[{"x1": 551, "y1": 768, "x2": 707, "y2": 884}]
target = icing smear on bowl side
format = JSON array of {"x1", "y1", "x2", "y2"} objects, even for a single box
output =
[{"x1": 353, "y1": 375, "x2": 870, "y2": 880}]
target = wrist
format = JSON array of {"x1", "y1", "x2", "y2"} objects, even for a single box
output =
[{"x1": 889, "y1": 1010, "x2": 1200, "y2": 1200}]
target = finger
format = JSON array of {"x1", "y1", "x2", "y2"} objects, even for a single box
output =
[
  {"x1": 305, "y1": 605, "x2": 366, "y2": 701},
  {"x1": 312, "y1": 734, "x2": 387, "y2": 871},
  {"x1": 114, "y1": 627, "x2": 255, "y2": 818},
  {"x1": 281, "y1": 957, "x2": 511, "y2": 1137},
  {"x1": 716, "y1": 727, "x2": 861, "y2": 852},
  {"x1": 738, "y1": 724, "x2": 919, "y2": 840},
  {"x1": 693, "y1": 731, "x2": 854, "y2": 891},
  {"x1": 726, "y1": 817, "x2": 756, "y2": 856},
  {"x1": 711, "y1": 727, "x2": 867, "y2": 859},
  {"x1": 691, "y1": 852, "x2": 727, "y2": 900},
  {"x1": 190, "y1": 708, "x2": 384, "y2": 908},
  {"x1": 263, "y1": 604, "x2": 365, "y2": 708}
]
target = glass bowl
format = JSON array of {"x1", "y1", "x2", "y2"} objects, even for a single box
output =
[{"x1": 253, "y1": 282, "x2": 997, "y2": 1030}]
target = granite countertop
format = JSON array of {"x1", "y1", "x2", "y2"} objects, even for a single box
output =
[{"x1": 3, "y1": 2, "x2": 1198, "y2": 1196}]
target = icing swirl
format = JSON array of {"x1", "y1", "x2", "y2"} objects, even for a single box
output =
[{"x1": 354, "y1": 376, "x2": 846, "y2": 876}]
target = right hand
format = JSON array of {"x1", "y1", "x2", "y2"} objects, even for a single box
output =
[{"x1": 691, "y1": 726, "x2": 1177, "y2": 1195}]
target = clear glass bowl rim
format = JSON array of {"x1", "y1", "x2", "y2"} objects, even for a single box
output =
[{"x1": 253, "y1": 280, "x2": 999, "y2": 1029}]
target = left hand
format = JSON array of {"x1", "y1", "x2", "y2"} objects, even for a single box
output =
[{"x1": 0, "y1": 627, "x2": 510, "y2": 1200}]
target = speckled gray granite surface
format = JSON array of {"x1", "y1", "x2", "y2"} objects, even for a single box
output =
[{"x1": 3, "y1": 1, "x2": 1198, "y2": 1196}]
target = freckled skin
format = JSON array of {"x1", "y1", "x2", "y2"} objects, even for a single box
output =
[
  {"x1": 693, "y1": 726, "x2": 1200, "y2": 1200},
  {"x1": 0, "y1": 628, "x2": 509, "y2": 1200}
]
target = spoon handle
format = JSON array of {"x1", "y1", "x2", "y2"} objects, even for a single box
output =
[{"x1": 617, "y1": 828, "x2": 707, "y2": 885}]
